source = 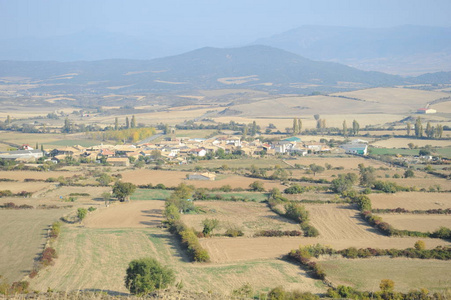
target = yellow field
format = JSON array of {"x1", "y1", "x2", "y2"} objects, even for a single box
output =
[
  {"x1": 319, "y1": 257, "x2": 451, "y2": 292},
  {"x1": 370, "y1": 192, "x2": 451, "y2": 210}
]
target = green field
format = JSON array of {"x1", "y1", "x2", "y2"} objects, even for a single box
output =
[
  {"x1": 30, "y1": 226, "x2": 325, "y2": 295},
  {"x1": 319, "y1": 258, "x2": 451, "y2": 293},
  {"x1": 368, "y1": 147, "x2": 420, "y2": 156},
  {"x1": 130, "y1": 188, "x2": 172, "y2": 200}
]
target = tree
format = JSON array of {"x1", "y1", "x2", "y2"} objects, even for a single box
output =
[
  {"x1": 131, "y1": 115, "x2": 136, "y2": 128},
  {"x1": 331, "y1": 173, "x2": 358, "y2": 194},
  {"x1": 202, "y1": 218, "x2": 219, "y2": 235},
  {"x1": 379, "y1": 279, "x2": 395, "y2": 293},
  {"x1": 114, "y1": 117, "x2": 119, "y2": 130},
  {"x1": 352, "y1": 120, "x2": 360, "y2": 135},
  {"x1": 342, "y1": 120, "x2": 348, "y2": 137},
  {"x1": 112, "y1": 181, "x2": 136, "y2": 202},
  {"x1": 77, "y1": 208, "x2": 87, "y2": 223},
  {"x1": 425, "y1": 121, "x2": 434, "y2": 138},
  {"x1": 414, "y1": 117, "x2": 423, "y2": 138},
  {"x1": 292, "y1": 118, "x2": 299, "y2": 135},
  {"x1": 125, "y1": 116, "x2": 130, "y2": 129},
  {"x1": 414, "y1": 240, "x2": 426, "y2": 251},
  {"x1": 97, "y1": 173, "x2": 112, "y2": 186},
  {"x1": 249, "y1": 181, "x2": 264, "y2": 192},
  {"x1": 125, "y1": 258, "x2": 175, "y2": 295},
  {"x1": 358, "y1": 164, "x2": 376, "y2": 187},
  {"x1": 404, "y1": 169, "x2": 414, "y2": 178},
  {"x1": 298, "y1": 118, "x2": 302, "y2": 134},
  {"x1": 309, "y1": 164, "x2": 325, "y2": 176},
  {"x1": 61, "y1": 117, "x2": 72, "y2": 133},
  {"x1": 406, "y1": 122, "x2": 411, "y2": 136}
]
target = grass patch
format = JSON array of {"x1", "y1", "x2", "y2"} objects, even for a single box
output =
[
  {"x1": 130, "y1": 188, "x2": 172, "y2": 200},
  {"x1": 369, "y1": 147, "x2": 419, "y2": 156},
  {"x1": 319, "y1": 258, "x2": 451, "y2": 293}
]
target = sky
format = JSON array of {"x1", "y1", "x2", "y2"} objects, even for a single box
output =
[{"x1": 1, "y1": 0, "x2": 451, "y2": 45}]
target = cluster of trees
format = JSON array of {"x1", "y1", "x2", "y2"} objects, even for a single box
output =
[
  {"x1": 89, "y1": 127, "x2": 155, "y2": 143},
  {"x1": 412, "y1": 117, "x2": 444, "y2": 139},
  {"x1": 164, "y1": 184, "x2": 210, "y2": 262},
  {"x1": 342, "y1": 120, "x2": 360, "y2": 136}
]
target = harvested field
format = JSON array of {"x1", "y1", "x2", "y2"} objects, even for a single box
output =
[
  {"x1": 200, "y1": 236, "x2": 451, "y2": 263},
  {"x1": 370, "y1": 192, "x2": 451, "y2": 210},
  {"x1": 319, "y1": 257, "x2": 451, "y2": 292},
  {"x1": 84, "y1": 200, "x2": 165, "y2": 228},
  {"x1": 30, "y1": 227, "x2": 325, "y2": 295},
  {"x1": 304, "y1": 204, "x2": 380, "y2": 240},
  {"x1": 334, "y1": 87, "x2": 449, "y2": 109},
  {"x1": 377, "y1": 214, "x2": 451, "y2": 232},
  {"x1": 287, "y1": 156, "x2": 388, "y2": 170},
  {"x1": 119, "y1": 169, "x2": 284, "y2": 190},
  {"x1": 371, "y1": 137, "x2": 451, "y2": 148},
  {"x1": 0, "y1": 181, "x2": 53, "y2": 193},
  {"x1": 181, "y1": 201, "x2": 300, "y2": 236},
  {"x1": 390, "y1": 177, "x2": 451, "y2": 190},
  {"x1": 0, "y1": 208, "x2": 72, "y2": 283},
  {"x1": 0, "y1": 170, "x2": 82, "y2": 181},
  {"x1": 42, "y1": 186, "x2": 111, "y2": 201}
]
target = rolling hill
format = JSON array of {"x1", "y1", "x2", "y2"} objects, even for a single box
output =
[{"x1": 0, "y1": 45, "x2": 404, "y2": 95}]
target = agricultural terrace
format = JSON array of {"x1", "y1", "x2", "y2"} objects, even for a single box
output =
[
  {"x1": 0, "y1": 208, "x2": 72, "y2": 283},
  {"x1": 180, "y1": 201, "x2": 300, "y2": 237},
  {"x1": 376, "y1": 214, "x2": 451, "y2": 232},
  {"x1": 119, "y1": 169, "x2": 285, "y2": 190},
  {"x1": 370, "y1": 192, "x2": 451, "y2": 210},
  {"x1": 318, "y1": 257, "x2": 451, "y2": 293}
]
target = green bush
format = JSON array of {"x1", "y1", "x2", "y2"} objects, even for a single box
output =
[{"x1": 125, "y1": 258, "x2": 175, "y2": 295}]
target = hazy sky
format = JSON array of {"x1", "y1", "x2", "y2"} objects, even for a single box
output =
[{"x1": 2, "y1": 0, "x2": 451, "y2": 45}]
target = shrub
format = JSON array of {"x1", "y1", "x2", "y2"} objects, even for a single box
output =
[
  {"x1": 415, "y1": 240, "x2": 426, "y2": 251},
  {"x1": 49, "y1": 222, "x2": 61, "y2": 238},
  {"x1": 41, "y1": 247, "x2": 57, "y2": 266},
  {"x1": 432, "y1": 227, "x2": 451, "y2": 239},
  {"x1": 225, "y1": 227, "x2": 244, "y2": 237},
  {"x1": 125, "y1": 258, "x2": 175, "y2": 295}
]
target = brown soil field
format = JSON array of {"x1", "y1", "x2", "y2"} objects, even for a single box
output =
[
  {"x1": 431, "y1": 101, "x2": 451, "y2": 113},
  {"x1": 0, "y1": 170, "x2": 82, "y2": 181},
  {"x1": 371, "y1": 137, "x2": 451, "y2": 148},
  {"x1": 0, "y1": 181, "x2": 54, "y2": 193},
  {"x1": 119, "y1": 169, "x2": 284, "y2": 190},
  {"x1": 84, "y1": 200, "x2": 165, "y2": 228},
  {"x1": 377, "y1": 214, "x2": 451, "y2": 232},
  {"x1": 370, "y1": 192, "x2": 451, "y2": 210},
  {"x1": 181, "y1": 201, "x2": 300, "y2": 236},
  {"x1": 304, "y1": 204, "x2": 380, "y2": 240},
  {"x1": 0, "y1": 208, "x2": 72, "y2": 283},
  {"x1": 390, "y1": 177, "x2": 451, "y2": 190},
  {"x1": 200, "y1": 236, "x2": 451, "y2": 263},
  {"x1": 30, "y1": 227, "x2": 325, "y2": 295},
  {"x1": 334, "y1": 87, "x2": 449, "y2": 109},
  {"x1": 319, "y1": 257, "x2": 451, "y2": 293},
  {"x1": 287, "y1": 157, "x2": 388, "y2": 170}
]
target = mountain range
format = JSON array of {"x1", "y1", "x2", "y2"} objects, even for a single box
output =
[
  {"x1": 1, "y1": 25, "x2": 451, "y2": 76},
  {"x1": 0, "y1": 45, "x2": 414, "y2": 95}
]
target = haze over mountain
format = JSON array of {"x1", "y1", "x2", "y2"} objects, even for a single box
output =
[
  {"x1": 252, "y1": 25, "x2": 451, "y2": 75},
  {"x1": 0, "y1": 45, "x2": 408, "y2": 95}
]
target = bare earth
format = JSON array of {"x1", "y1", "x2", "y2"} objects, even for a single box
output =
[
  {"x1": 377, "y1": 214, "x2": 451, "y2": 232},
  {"x1": 119, "y1": 169, "x2": 284, "y2": 190},
  {"x1": 370, "y1": 192, "x2": 451, "y2": 210},
  {"x1": 84, "y1": 200, "x2": 165, "y2": 228}
]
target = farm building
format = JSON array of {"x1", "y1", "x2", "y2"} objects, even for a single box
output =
[
  {"x1": 417, "y1": 108, "x2": 436, "y2": 114},
  {"x1": 188, "y1": 172, "x2": 216, "y2": 181},
  {"x1": 106, "y1": 157, "x2": 130, "y2": 166},
  {"x1": 340, "y1": 143, "x2": 368, "y2": 155},
  {"x1": 0, "y1": 149, "x2": 43, "y2": 161}
]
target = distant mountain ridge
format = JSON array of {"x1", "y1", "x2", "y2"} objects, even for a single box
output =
[
  {"x1": 252, "y1": 25, "x2": 451, "y2": 75},
  {"x1": 0, "y1": 45, "x2": 407, "y2": 94}
]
